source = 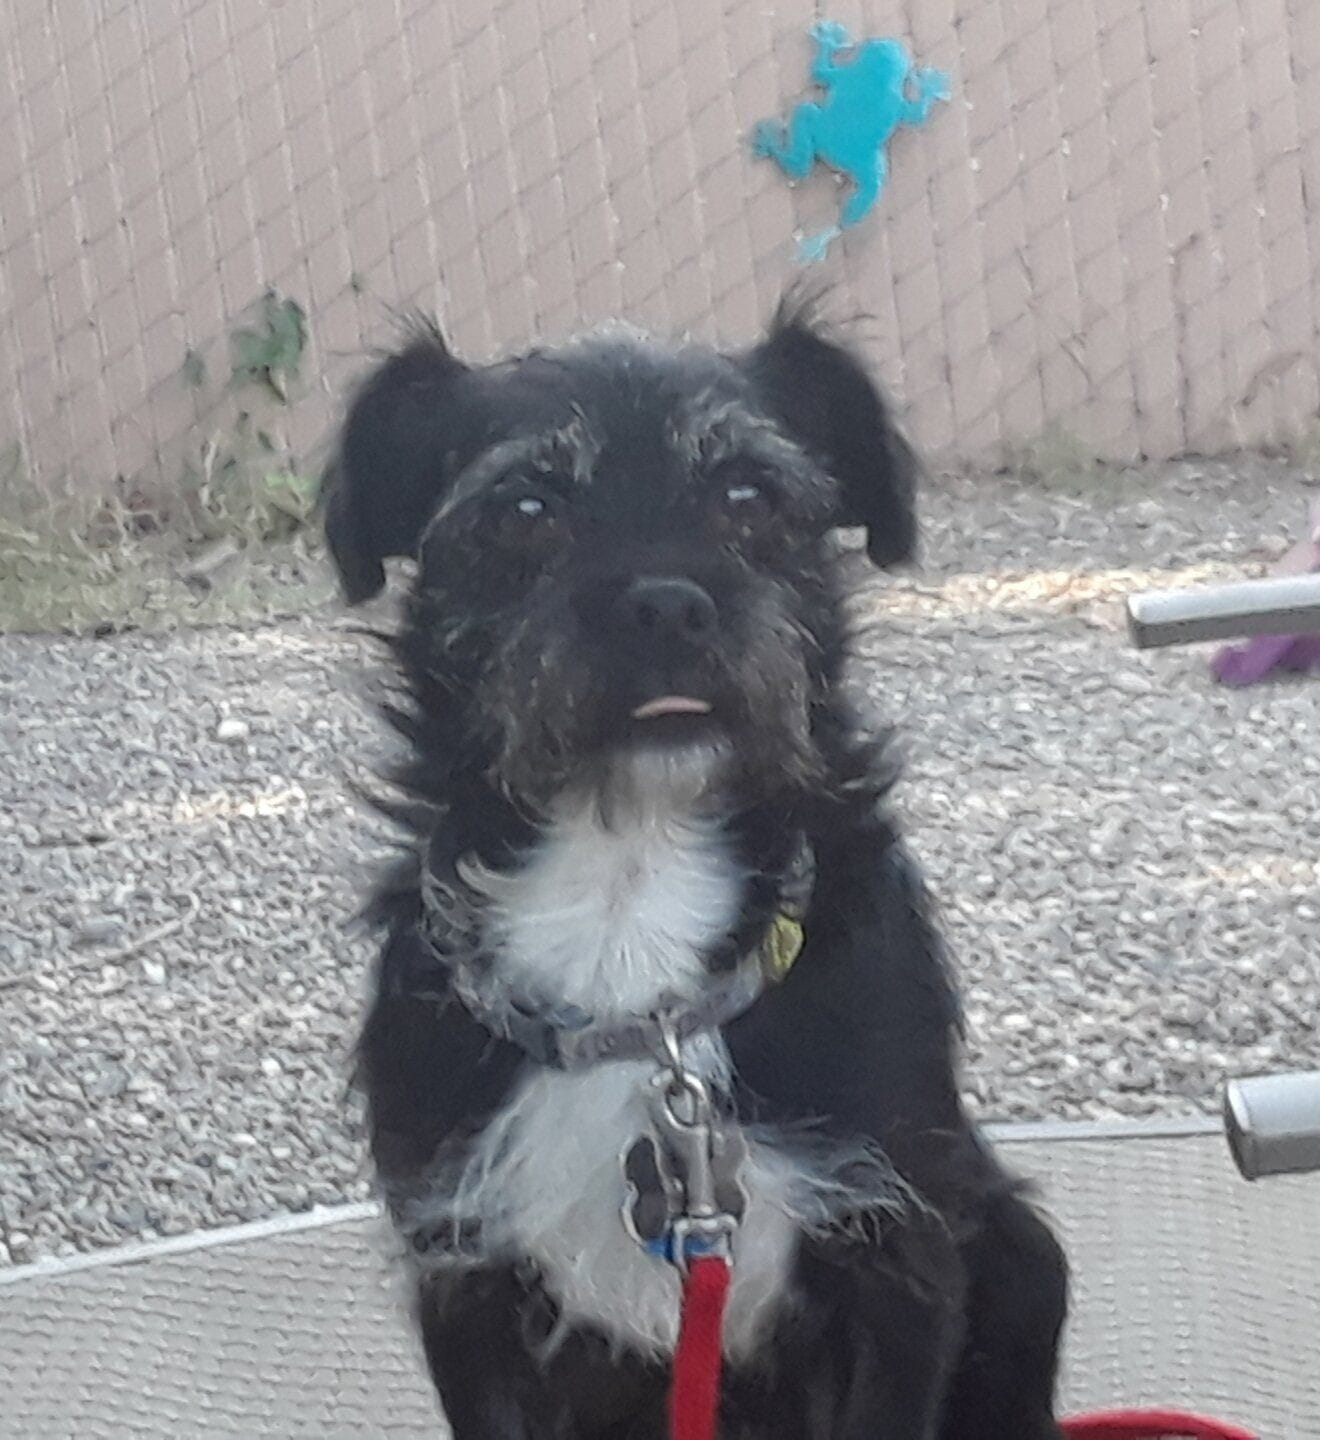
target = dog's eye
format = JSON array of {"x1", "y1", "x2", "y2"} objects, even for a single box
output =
[
  {"x1": 493, "y1": 489, "x2": 561, "y2": 551},
  {"x1": 712, "y1": 475, "x2": 777, "y2": 538}
]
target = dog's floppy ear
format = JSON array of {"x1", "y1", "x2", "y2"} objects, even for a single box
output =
[
  {"x1": 744, "y1": 300, "x2": 918, "y2": 567},
  {"x1": 322, "y1": 319, "x2": 472, "y2": 603}
]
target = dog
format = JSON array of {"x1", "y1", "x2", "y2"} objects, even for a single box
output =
[{"x1": 323, "y1": 297, "x2": 1067, "y2": 1439}]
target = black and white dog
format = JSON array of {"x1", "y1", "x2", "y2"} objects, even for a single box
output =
[{"x1": 323, "y1": 298, "x2": 1067, "y2": 1439}]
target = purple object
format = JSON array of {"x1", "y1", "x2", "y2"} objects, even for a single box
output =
[
  {"x1": 1210, "y1": 502, "x2": 1320, "y2": 686},
  {"x1": 1212, "y1": 632, "x2": 1320, "y2": 686}
]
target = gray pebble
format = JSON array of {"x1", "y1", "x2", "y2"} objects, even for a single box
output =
[
  {"x1": 214, "y1": 717, "x2": 251, "y2": 743},
  {"x1": 83, "y1": 1064, "x2": 130, "y2": 1100},
  {"x1": 73, "y1": 915, "x2": 123, "y2": 947},
  {"x1": 110, "y1": 1200, "x2": 149, "y2": 1230}
]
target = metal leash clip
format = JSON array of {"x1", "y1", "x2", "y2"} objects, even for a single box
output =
[{"x1": 622, "y1": 1018, "x2": 749, "y2": 1272}]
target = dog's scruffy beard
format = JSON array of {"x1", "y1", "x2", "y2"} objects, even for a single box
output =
[{"x1": 473, "y1": 590, "x2": 827, "y2": 816}]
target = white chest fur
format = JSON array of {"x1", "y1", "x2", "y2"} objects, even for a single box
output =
[
  {"x1": 410, "y1": 782, "x2": 912, "y2": 1357},
  {"x1": 477, "y1": 788, "x2": 744, "y2": 1017},
  {"x1": 473, "y1": 1054, "x2": 801, "y2": 1359},
  {"x1": 419, "y1": 785, "x2": 803, "y2": 1358}
]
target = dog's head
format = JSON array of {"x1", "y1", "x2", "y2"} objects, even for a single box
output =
[{"x1": 325, "y1": 301, "x2": 916, "y2": 807}]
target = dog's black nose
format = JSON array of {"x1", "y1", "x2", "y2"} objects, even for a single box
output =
[{"x1": 623, "y1": 577, "x2": 717, "y2": 644}]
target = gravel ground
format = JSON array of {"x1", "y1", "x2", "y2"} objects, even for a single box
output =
[{"x1": 2, "y1": 458, "x2": 1319, "y2": 1266}]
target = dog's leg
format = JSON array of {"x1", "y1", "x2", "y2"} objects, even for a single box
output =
[
  {"x1": 416, "y1": 1281, "x2": 539, "y2": 1438},
  {"x1": 937, "y1": 1189, "x2": 1068, "y2": 1440},
  {"x1": 728, "y1": 1209, "x2": 965, "y2": 1440},
  {"x1": 416, "y1": 1270, "x2": 669, "y2": 1440},
  {"x1": 800, "y1": 1222, "x2": 965, "y2": 1440}
]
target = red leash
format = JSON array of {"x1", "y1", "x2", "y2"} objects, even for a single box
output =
[
  {"x1": 669, "y1": 1256, "x2": 732, "y2": 1440},
  {"x1": 665, "y1": 1276, "x2": 1264, "y2": 1440},
  {"x1": 660, "y1": 1246, "x2": 1259, "y2": 1440},
  {"x1": 1061, "y1": 1410, "x2": 1257, "y2": 1439},
  {"x1": 667, "y1": 1280, "x2": 1263, "y2": 1440}
]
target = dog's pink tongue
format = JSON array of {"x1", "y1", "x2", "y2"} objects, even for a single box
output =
[{"x1": 632, "y1": 696, "x2": 712, "y2": 720}]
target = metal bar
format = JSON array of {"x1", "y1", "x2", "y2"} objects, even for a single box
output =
[
  {"x1": 1126, "y1": 571, "x2": 1320, "y2": 649},
  {"x1": 1224, "y1": 1071, "x2": 1320, "y2": 1180},
  {"x1": 1123, "y1": 570, "x2": 1320, "y2": 1182}
]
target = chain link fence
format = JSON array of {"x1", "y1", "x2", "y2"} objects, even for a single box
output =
[{"x1": 2, "y1": 0, "x2": 1319, "y2": 511}]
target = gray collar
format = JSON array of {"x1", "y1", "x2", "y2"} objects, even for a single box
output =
[{"x1": 416, "y1": 836, "x2": 814, "y2": 1070}]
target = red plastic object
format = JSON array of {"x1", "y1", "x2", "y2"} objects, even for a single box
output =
[{"x1": 1061, "y1": 1410, "x2": 1257, "y2": 1440}]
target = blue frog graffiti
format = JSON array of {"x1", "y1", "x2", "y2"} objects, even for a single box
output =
[{"x1": 753, "y1": 21, "x2": 950, "y2": 261}]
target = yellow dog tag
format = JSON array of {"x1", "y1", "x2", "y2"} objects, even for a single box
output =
[{"x1": 761, "y1": 914, "x2": 805, "y2": 983}]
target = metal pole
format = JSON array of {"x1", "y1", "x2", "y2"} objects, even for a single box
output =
[
  {"x1": 1126, "y1": 570, "x2": 1319, "y2": 1177},
  {"x1": 1126, "y1": 571, "x2": 1320, "y2": 649},
  {"x1": 1224, "y1": 1072, "x2": 1320, "y2": 1180}
]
